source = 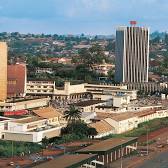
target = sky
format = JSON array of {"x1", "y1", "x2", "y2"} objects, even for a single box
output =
[{"x1": 0, "y1": 0, "x2": 168, "y2": 35}]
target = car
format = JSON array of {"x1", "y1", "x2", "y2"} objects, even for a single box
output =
[
  {"x1": 46, "y1": 156, "x2": 54, "y2": 161},
  {"x1": 8, "y1": 162, "x2": 14, "y2": 166}
]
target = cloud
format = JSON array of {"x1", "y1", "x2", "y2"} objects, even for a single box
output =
[{"x1": 0, "y1": 0, "x2": 168, "y2": 34}]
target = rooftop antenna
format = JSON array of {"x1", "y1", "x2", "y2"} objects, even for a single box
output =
[{"x1": 130, "y1": 21, "x2": 137, "y2": 26}]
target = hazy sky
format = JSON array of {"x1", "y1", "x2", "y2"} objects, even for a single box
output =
[{"x1": 0, "y1": 0, "x2": 168, "y2": 34}]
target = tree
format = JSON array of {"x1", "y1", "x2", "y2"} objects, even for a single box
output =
[
  {"x1": 108, "y1": 69, "x2": 114, "y2": 80},
  {"x1": 41, "y1": 136, "x2": 49, "y2": 149},
  {"x1": 78, "y1": 44, "x2": 106, "y2": 69},
  {"x1": 62, "y1": 121, "x2": 97, "y2": 139},
  {"x1": 105, "y1": 40, "x2": 115, "y2": 52},
  {"x1": 67, "y1": 121, "x2": 89, "y2": 138},
  {"x1": 64, "y1": 105, "x2": 81, "y2": 123}
]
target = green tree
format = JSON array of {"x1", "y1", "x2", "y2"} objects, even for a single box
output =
[
  {"x1": 108, "y1": 69, "x2": 114, "y2": 80},
  {"x1": 79, "y1": 44, "x2": 106, "y2": 69},
  {"x1": 41, "y1": 136, "x2": 49, "y2": 149},
  {"x1": 64, "y1": 105, "x2": 81, "y2": 123},
  {"x1": 62, "y1": 121, "x2": 97, "y2": 139}
]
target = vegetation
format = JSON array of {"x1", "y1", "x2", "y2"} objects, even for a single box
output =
[
  {"x1": 54, "y1": 121, "x2": 97, "y2": 145},
  {"x1": 78, "y1": 44, "x2": 107, "y2": 68},
  {"x1": 0, "y1": 140, "x2": 42, "y2": 158},
  {"x1": 64, "y1": 105, "x2": 82, "y2": 123},
  {"x1": 52, "y1": 106, "x2": 98, "y2": 145}
]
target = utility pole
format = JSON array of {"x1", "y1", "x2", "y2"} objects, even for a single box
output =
[
  {"x1": 146, "y1": 126, "x2": 149, "y2": 155},
  {"x1": 120, "y1": 143, "x2": 123, "y2": 168},
  {"x1": 11, "y1": 141, "x2": 14, "y2": 159}
]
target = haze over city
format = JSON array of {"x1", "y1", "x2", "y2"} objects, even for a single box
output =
[
  {"x1": 0, "y1": 0, "x2": 168, "y2": 34},
  {"x1": 1, "y1": 0, "x2": 168, "y2": 168}
]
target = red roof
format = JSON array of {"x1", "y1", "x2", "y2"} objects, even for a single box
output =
[{"x1": 4, "y1": 110, "x2": 28, "y2": 116}]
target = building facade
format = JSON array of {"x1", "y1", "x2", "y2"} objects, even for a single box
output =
[
  {"x1": 0, "y1": 42, "x2": 7, "y2": 102},
  {"x1": 115, "y1": 25, "x2": 149, "y2": 83},
  {"x1": 7, "y1": 63, "x2": 27, "y2": 97}
]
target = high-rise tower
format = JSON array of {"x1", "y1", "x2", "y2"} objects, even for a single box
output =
[
  {"x1": 0, "y1": 42, "x2": 7, "y2": 101},
  {"x1": 115, "y1": 22, "x2": 149, "y2": 83}
]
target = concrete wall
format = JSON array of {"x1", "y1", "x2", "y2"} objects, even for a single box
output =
[
  {"x1": 2, "y1": 126, "x2": 63, "y2": 142},
  {"x1": 0, "y1": 42, "x2": 7, "y2": 102}
]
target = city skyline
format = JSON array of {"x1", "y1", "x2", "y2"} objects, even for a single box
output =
[{"x1": 0, "y1": 0, "x2": 168, "y2": 34}]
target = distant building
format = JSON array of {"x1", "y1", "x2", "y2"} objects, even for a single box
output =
[
  {"x1": 126, "y1": 82, "x2": 168, "y2": 93},
  {"x1": 35, "y1": 67, "x2": 53, "y2": 74},
  {"x1": 0, "y1": 42, "x2": 7, "y2": 102},
  {"x1": 46, "y1": 57, "x2": 72, "y2": 64},
  {"x1": 26, "y1": 81, "x2": 55, "y2": 96},
  {"x1": 7, "y1": 63, "x2": 27, "y2": 97},
  {"x1": 92, "y1": 62, "x2": 115, "y2": 76},
  {"x1": 115, "y1": 24, "x2": 149, "y2": 83}
]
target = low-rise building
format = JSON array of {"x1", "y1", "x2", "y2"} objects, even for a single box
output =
[
  {"x1": 77, "y1": 137, "x2": 138, "y2": 166},
  {"x1": 92, "y1": 108, "x2": 168, "y2": 135},
  {"x1": 2, "y1": 116, "x2": 65, "y2": 142},
  {"x1": 92, "y1": 63, "x2": 115, "y2": 76},
  {"x1": 0, "y1": 98, "x2": 50, "y2": 112},
  {"x1": 104, "y1": 113, "x2": 138, "y2": 134},
  {"x1": 81, "y1": 112, "x2": 96, "y2": 124},
  {"x1": 0, "y1": 116, "x2": 12, "y2": 139},
  {"x1": 112, "y1": 95, "x2": 130, "y2": 108},
  {"x1": 35, "y1": 67, "x2": 53, "y2": 74},
  {"x1": 126, "y1": 82, "x2": 168, "y2": 93},
  {"x1": 72, "y1": 100, "x2": 106, "y2": 113},
  {"x1": 89, "y1": 120, "x2": 115, "y2": 138},
  {"x1": 95, "y1": 106, "x2": 127, "y2": 114},
  {"x1": 26, "y1": 81, "x2": 55, "y2": 96},
  {"x1": 26, "y1": 82, "x2": 137, "y2": 104},
  {"x1": 32, "y1": 107, "x2": 65, "y2": 125}
]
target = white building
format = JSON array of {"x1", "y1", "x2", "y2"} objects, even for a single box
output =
[
  {"x1": 72, "y1": 100, "x2": 107, "y2": 113},
  {"x1": 26, "y1": 81, "x2": 55, "y2": 95},
  {"x1": 0, "y1": 98, "x2": 50, "y2": 112},
  {"x1": 2, "y1": 116, "x2": 65, "y2": 142},
  {"x1": 104, "y1": 113, "x2": 138, "y2": 134},
  {"x1": 112, "y1": 95, "x2": 130, "y2": 108},
  {"x1": 91, "y1": 109, "x2": 168, "y2": 135}
]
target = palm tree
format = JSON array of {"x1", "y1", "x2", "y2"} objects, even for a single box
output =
[{"x1": 64, "y1": 105, "x2": 81, "y2": 123}]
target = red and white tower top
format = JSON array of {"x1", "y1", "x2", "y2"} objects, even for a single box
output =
[{"x1": 130, "y1": 21, "x2": 137, "y2": 26}]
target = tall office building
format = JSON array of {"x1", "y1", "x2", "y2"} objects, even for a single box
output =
[
  {"x1": 115, "y1": 22, "x2": 149, "y2": 83},
  {"x1": 0, "y1": 42, "x2": 7, "y2": 101}
]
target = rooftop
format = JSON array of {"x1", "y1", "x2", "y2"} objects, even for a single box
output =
[
  {"x1": 72, "y1": 100, "x2": 106, "y2": 107},
  {"x1": 77, "y1": 137, "x2": 137, "y2": 154},
  {"x1": 33, "y1": 154, "x2": 97, "y2": 168},
  {"x1": 110, "y1": 112, "x2": 136, "y2": 121},
  {"x1": 14, "y1": 116, "x2": 45, "y2": 124},
  {"x1": 33, "y1": 107, "x2": 63, "y2": 119},
  {"x1": 134, "y1": 110, "x2": 156, "y2": 118},
  {"x1": 89, "y1": 120, "x2": 114, "y2": 134}
]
